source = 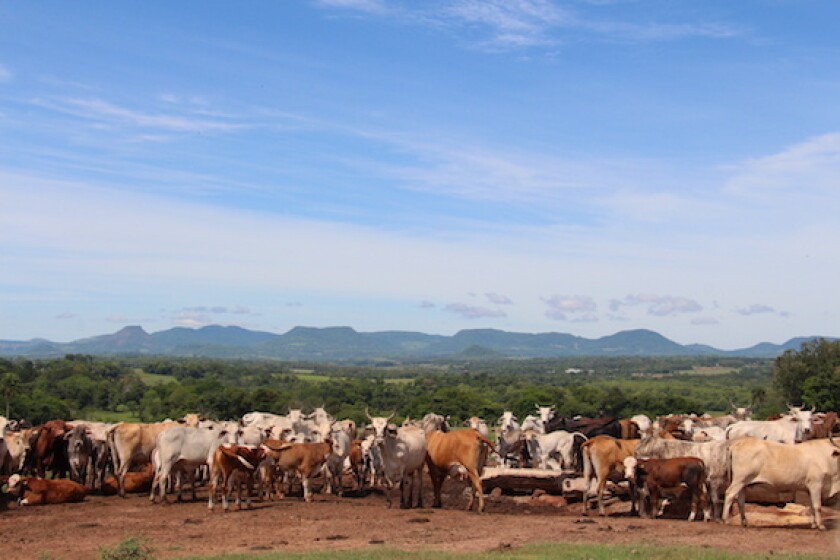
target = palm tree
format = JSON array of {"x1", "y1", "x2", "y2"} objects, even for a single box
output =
[{"x1": 0, "y1": 371, "x2": 21, "y2": 418}]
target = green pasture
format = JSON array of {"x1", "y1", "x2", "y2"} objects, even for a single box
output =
[
  {"x1": 172, "y1": 543, "x2": 827, "y2": 560},
  {"x1": 134, "y1": 369, "x2": 179, "y2": 386}
]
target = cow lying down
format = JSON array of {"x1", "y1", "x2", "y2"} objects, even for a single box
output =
[{"x1": 7, "y1": 474, "x2": 87, "y2": 505}]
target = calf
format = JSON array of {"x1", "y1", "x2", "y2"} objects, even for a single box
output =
[
  {"x1": 623, "y1": 456, "x2": 707, "y2": 521},
  {"x1": 7, "y1": 474, "x2": 86, "y2": 505},
  {"x1": 260, "y1": 439, "x2": 331, "y2": 502},
  {"x1": 209, "y1": 444, "x2": 267, "y2": 511},
  {"x1": 425, "y1": 428, "x2": 494, "y2": 512}
]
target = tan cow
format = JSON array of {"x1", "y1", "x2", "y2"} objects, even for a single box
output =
[
  {"x1": 579, "y1": 435, "x2": 639, "y2": 516},
  {"x1": 7, "y1": 474, "x2": 86, "y2": 505},
  {"x1": 106, "y1": 421, "x2": 178, "y2": 497},
  {"x1": 260, "y1": 438, "x2": 331, "y2": 502},
  {"x1": 425, "y1": 429, "x2": 494, "y2": 512}
]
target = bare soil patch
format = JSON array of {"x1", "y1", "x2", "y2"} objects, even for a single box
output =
[{"x1": 1, "y1": 480, "x2": 838, "y2": 559}]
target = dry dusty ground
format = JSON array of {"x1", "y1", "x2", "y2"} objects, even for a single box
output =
[{"x1": 1, "y1": 479, "x2": 839, "y2": 560}]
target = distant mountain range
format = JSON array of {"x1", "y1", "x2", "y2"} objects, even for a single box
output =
[{"x1": 0, "y1": 325, "x2": 830, "y2": 361}]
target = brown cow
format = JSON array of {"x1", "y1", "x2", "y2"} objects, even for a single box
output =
[
  {"x1": 100, "y1": 463, "x2": 154, "y2": 495},
  {"x1": 619, "y1": 419, "x2": 640, "y2": 439},
  {"x1": 425, "y1": 429, "x2": 494, "y2": 512},
  {"x1": 7, "y1": 474, "x2": 86, "y2": 505},
  {"x1": 260, "y1": 439, "x2": 331, "y2": 502},
  {"x1": 32, "y1": 420, "x2": 73, "y2": 478},
  {"x1": 623, "y1": 456, "x2": 707, "y2": 520},
  {"x1": 579, "y1": 435, "x2": 640, "y2": 516},
  {"x1": 811, "y1": 412, "x2": 839, "y2": 439},
  {"x1": 209, "y1": 444, "x2": 267, "y2": 512}
]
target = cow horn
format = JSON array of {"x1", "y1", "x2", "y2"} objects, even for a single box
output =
[
  {"x1": 830, "y1": 433, "x2": 839, "y2": 449},
  {"x1": 811, "y1": 405, "x2": 816, "y2": 413},
  {"x1": 386, "y1": 410, "x2": 396, "y2": 422},
  {"x1": 364, "y1": 407, "x2": 373, "y2": 421}
]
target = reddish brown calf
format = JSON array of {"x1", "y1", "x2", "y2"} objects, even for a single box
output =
[
  {"x1": 7, "y1": 474, "x2": 86, "y2": 505},
  {"x1": 624, "y1": 456, "x2": 707, "y2": 521}
]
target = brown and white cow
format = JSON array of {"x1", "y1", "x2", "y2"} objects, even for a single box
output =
[
  {"x1": 623, "y1": 456, "x2": 707, "y2": 521},
  {"x1": 425, "y1": 428, "x2": 494, "y2": 512},
  {"x1": 260, "y1": 438, "x2": 331, "y2": 502},
  {"x1": 208, "y1": 444, "x2": 267, "y2": 511},
  {"x1": 7, "y1": 474, "x2": 86, "y2": 505}
]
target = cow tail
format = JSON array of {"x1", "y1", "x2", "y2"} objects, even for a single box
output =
[
  {"x1": 106, "y1": 424, "x2": 120, "y2": 474},
  {"x1": 476, "y1": 433, "x2": 495, "y2": 476}
]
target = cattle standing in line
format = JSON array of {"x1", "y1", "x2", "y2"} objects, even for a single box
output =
[
  {"x1": 208, "y1": 444, "x2": 267, "y2": 512},
  {"x1": 634, "y1": 434, "x2": 732, "y2": 520},
  {"x1": 578, "y1": 435, "x2": 640, "y2": 516},
  {"x1": 624, "y1": 456, "x2": 707, "y2": 521},
  {"x1": 425, "y1": 428, "x2": 494, "y2": 512},
  {"x1": 7, "y1": 474, "x2": 86, "y2": 505},
  {"x1": 723, "y1": 436, "x2": 840, "y2": 530},
  {"x1": 365, "y1": 409, "x2": 427, "y2": 509}
]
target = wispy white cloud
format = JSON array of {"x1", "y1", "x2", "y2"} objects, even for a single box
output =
[
  {"x1": 485, "y1": 292, "x2": 513, "y2": 305},
  {"x1": 725, "y1": 133, "x2": 840, "y2": 197},
  {"x1": 31, "y1": 96, "x2": 247, "y2": 133},
  {"x1": 543, "y1": 294, "x2": 597, "y2": 321},
  {"x1": 0, "y1": 63, "x2": 12, "y2": 83},
  {"x1": 734, "y1": 304, "x2": 789, "y2": 318},
  {"x1": 313, "y1": 1, "x2": 741, "y2": 52},
  {"x1": 610, "y1": 294, "x2": 702, "y2": 316},
  {"x1": 444, "y1": 302, "x2": 507, "y2": 319}
]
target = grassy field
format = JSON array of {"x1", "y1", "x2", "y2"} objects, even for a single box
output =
[
  {"x1": 285, "y1": 373, "x2": 413, "y2": 385},
  {"x1": 171, "y1": 543, "x2": 828, "y2": 560}
]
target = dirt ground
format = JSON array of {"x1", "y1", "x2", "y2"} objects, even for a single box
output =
[{"x1": 1, "y1": 479, "x2": 839, "y2": 560}]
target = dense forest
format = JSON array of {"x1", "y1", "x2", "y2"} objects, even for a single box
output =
[{"x1": 0, "y1": 338, "x2": 838, "y2": 425}]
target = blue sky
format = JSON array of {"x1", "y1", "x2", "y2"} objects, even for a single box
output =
[{"x1": 1, "y1": 1, "x2": 839, "y2": 349}]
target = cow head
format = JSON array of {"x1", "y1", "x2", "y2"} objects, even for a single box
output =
[
  {"x1": 6, "y1": 474, "x2": 26, "y2": 495},
  {"x1": 364, "y1": 407, "x2": 396, "y2": 445},
  {"x1": 421, "y1": 413, "x2": 448, "y2": 433},
  {"x1": 535, "y1": 404, "x2": 555, "y2": 425},
  {"x1": 497, "y1": 411, "x2": 519, "y2": 433},
  {"x1": 623, "y1": 456, "x2": 639, "y2": 480}
]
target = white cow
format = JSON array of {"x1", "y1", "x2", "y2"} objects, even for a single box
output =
[
  {"x1": 525, "y1": 430, "x2": 587, "y2": 470},
  {"x1": 724, "y1": 436, "x2": 840, "y2": 530},
  {"x1": 150, "y1": 425, "x2": 235, "y2": 503},
  {"x1": 725, "y1": 408, "x2": 812, "y2": 445},
  {"x1": 2, "y1": 431, "x2": 26, "y2": 474},
  {"x1": 365, "y1": 409, "x2": 427, "y2": 508}
]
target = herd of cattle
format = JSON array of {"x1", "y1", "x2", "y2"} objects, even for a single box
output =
[{"x1": 1, "y1": 403, "x2": 839, "y2": 530}]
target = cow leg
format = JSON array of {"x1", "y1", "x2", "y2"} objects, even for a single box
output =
[
  {"x1": 466, "y1": 469, "x2": 484, "y2": 513},
  {"x1": 302, "y1": 474, "x2": 313, "y2": 502},
  {"x1": 807, "y1": 484, "x2": 825, "y2": 530},
  {"x1": 429, "y1": 466, "x2": 444, "y2": 508},
  {"x1": 723, "y1": 481, "x2": 747, "y2": 526},
  {"x1": 413, "y1": 468, "x2": 423, "y2": 508}
]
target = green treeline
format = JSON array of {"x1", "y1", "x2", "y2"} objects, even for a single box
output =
[{"x1": 1, "y1": 339, "x2": 838, "y2": 426}]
